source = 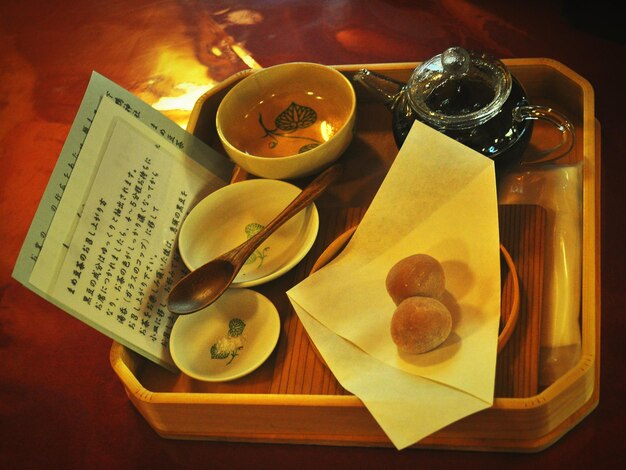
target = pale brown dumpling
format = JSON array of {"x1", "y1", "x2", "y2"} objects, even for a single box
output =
[
  {"x1": 390, "y1": 296, "x2": 452, "y2": 354},
  {"x1": 385, "y1": 254, "x2": 445, "y2": 305}
]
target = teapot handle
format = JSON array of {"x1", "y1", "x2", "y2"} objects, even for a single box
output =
[{"x1": 513, "y1": 105, "x2": 575, "y2": 164}]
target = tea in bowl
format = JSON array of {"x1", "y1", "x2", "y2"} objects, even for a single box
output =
[{"x1": 216, "y1": 62, "x2": 356, "y2": 179}]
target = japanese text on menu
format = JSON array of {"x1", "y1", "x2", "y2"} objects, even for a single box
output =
[{"x1": 52, "y1": 116, "x2": 213, "y2": 365}]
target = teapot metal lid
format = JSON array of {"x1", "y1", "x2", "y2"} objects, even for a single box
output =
[{"x1": 406, "y1": 47, "x2": 512, "y2": 130}]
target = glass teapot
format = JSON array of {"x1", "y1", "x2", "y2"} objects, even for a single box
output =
[{"x1": 353, "y1": 47, "x2": 574, "y2": 173}]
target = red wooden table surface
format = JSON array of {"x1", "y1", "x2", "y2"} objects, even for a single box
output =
[{"x1": 1, "y1": 1, "x2": 623, "y2": 468}]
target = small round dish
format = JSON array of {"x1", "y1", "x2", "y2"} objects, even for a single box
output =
[
  {"x1": 179, "y1": 178, "x2": 319, "y2": 287},
  {"x1": 170, "y1": 288, "x2": 281, "y2": 382}
]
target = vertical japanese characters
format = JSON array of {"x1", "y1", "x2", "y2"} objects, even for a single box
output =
[{"x1": 62, "y1": 156, "x2": 189, "y2": 348}]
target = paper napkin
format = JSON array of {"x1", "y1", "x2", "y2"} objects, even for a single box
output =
[{"x1": 287, "y1": 120, "x2": 501, "y2": 449}]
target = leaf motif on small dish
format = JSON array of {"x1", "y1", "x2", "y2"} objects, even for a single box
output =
[
  {"x1": 210, "y1": 318, "x2": 248, "y2": 365},
  {"x1": 244, "y1": 222, "x2": 270, "y2": 268}
]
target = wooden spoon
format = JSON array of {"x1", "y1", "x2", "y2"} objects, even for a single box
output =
[{"x1": 167, "y1": 164, "x2": 342, "y2": 315}]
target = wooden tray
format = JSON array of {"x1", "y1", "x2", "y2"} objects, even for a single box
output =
[{"x1": 110, "y1": 59, "x2": 600, "y2": 452}]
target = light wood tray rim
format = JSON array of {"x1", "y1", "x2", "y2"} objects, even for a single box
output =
[{"x1": 109, "y1": 59, "x2": 600, "y2": 451}]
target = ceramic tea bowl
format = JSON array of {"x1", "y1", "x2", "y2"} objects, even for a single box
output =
[{"x1": 216, "y1": 62, "x2": 356, "y2": 179}]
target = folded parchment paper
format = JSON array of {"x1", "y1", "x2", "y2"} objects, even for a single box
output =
[{"x1": 287, "y1": 121, "x2": 501, "y2": 449}]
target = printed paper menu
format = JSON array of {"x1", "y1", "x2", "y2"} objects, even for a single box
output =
[{"x1": 13, "y1": 72, "x2": 232, "y2": 370}]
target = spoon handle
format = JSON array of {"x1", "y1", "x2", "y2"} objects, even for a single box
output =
[{"x1": 228, "y1": 164, "x2": 343, "y2": 266}]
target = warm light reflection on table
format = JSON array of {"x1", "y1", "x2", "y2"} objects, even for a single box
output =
[{"x1": 133, "y1": 14, "x2": 263, "y2": 129}]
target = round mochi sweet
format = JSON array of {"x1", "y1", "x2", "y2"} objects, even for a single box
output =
[
  {"x1": 385, "y1": 254, "x2": 445, "y2": 305},
  {"x1": 390, "y1": 296, "x2": 452, "y2": 354}
]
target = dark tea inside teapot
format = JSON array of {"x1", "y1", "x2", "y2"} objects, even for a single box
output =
[
  {"x1": 424, "y1": 75, "x2": 495, "y2": 116},
  {"x1": 354, "y1": 47, "x2": 574, "y2": 174}
]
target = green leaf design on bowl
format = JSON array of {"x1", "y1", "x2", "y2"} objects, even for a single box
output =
[
  {"x1": 299, "y1": 143, "x2": 320, "y2": 153},
  {"x1": 258, "y1": 102, "x2": 322, "y2": 151},
  {"x1": 275, "y1": 102, "x2": 317, "y2": 130}
]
